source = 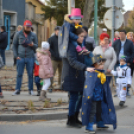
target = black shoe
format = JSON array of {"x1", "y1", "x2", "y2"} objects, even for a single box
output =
[
  {"x1": 119, "y1": 101, "x2": 125, "y2": 107},
  {"x1": 48, "y1": 89, "x2": 52, "y2": 93},
  {"x1": 75, "y1": 112, "x2": 82, "y2": 126},
  {"x1": 67, "y1": 115, "x2": 82, "y2": 128},
  {"x1": 12, "y1": 90, "x2": 20, "y2": 96},
  {"x1": 37, "y1": 90, "x2": 41, "y2": 96},
  {"x1": 29, "y1": 91, "x2": 31, "y2": 95}
]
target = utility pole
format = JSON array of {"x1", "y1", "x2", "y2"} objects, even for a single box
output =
[
  {"x1": 0, "y1": 0, "x2": 2, "y2": 26},
  {"x1": 111, "y1": 0, "x2": 115, "y2": 44},
  {"x1": 68, "y1": 0, "x2": 71, "y2": 14},
  {"x1": 94, "y1": 0, "x2": 98, "y2": 44}
]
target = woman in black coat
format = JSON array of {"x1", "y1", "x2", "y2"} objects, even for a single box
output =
[
  {"x1": 0, "y1": 26, "x2": 8, "y2": 64},
  {"x1": 62, "y1": 27, "x2": 94, "y2": 128}
]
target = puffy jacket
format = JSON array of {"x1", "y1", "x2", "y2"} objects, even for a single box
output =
[
  {"x1": 0, "y1": 32, "x2": 8, "y2": 50},
  {"x1": 37, "y1": 48, "x2": 53, "y2": 79},
  {"x1": 13, "y1": 30, "x2": 38, "y2": 58},
  {"x1": 62, "y1": 42, "x2": 87, "y2": 92}
]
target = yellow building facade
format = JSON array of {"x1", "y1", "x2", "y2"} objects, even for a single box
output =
[{"x1": 25, "y1": 0, "x2": 57, "y2": 45}]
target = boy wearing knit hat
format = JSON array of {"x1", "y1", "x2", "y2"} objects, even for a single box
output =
[{"x1": 111, "y1": 56, "x2": 132, "y2": 107}]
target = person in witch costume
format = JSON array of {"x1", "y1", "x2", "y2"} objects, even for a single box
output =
[
  {"x1": 58, "y1": 8, "x2": 89, "y2": 58},
  {"x1": 82, "y1": 55, "x2": 117, "y2": 133},
  {"x1": 111, "y1": 55, "x2": 132, "y2": 107}
]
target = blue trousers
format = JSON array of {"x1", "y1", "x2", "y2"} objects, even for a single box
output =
[
  {"x1": 34, "y1": 76, "x2": 41, "y2": 91},
  {"x1": 0, "y1": 49, "x2": 5, "y2": 64},
  {"x1": 69, "y1": 91, "x2": 82, "y2": 116},
  {"x1": 0, "y1": 85, "x2": 2, "y2": 93},
  {"x1": 16, "y1": 58, "x2": 34, "y2": 91}
]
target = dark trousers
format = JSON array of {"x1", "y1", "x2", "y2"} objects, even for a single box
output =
[
  {"x1": 34, "y1": 76, "x2": 41, "y2": 91},
  {"x1": 89, "y1": 101, "x2": 102, "y2": 123},
  {"x1": 0, "y1": 49, "x2": 5, "y2": 64},
  {"x1": 0, "y1": 85, "x2": 2, "y2": 93},
  {"x1": 69, "y1": 91, "x2": 82, "y2": 116}
]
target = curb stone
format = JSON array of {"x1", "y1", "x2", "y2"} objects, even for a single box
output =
[{"x1": 0, "y1": 111, "x2": 68, "y2": 122}]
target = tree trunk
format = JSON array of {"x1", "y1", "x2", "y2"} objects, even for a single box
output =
[{"x1": 82, "y1": 0, "x2": 94, "y2": 27}]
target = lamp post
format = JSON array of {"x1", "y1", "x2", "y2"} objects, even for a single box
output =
[
  {"x1": 68, "y1": 0, "x2": 71, "y2": 14},
  {"x1": 94, "y1": 0, "x2": 98, "y2": 44}
]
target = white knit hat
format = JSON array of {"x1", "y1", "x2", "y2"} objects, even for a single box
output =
[{"x1": 41, "y1": 41, "x2": 50, "y2": 50}]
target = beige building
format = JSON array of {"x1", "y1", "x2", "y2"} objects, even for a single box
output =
[{"x1": 25, "y1": 0, "x2": 57, "y2": 46}]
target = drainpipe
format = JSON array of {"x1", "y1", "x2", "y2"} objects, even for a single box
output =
[{"x1": 0, "y1": 0, "x2": 3, "y2": 26}]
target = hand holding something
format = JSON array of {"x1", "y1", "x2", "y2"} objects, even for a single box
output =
[
  {"x1": 28, "y1": 42, "x2": 33, "y2": 47},
  {"x1": 16, "y1": 57, "x2": 20, "y2": 60},
  {"x1": 86, "y1": 68, "x2": 95, "y2": 72}
]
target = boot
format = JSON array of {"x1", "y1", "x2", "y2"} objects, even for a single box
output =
[
  {"x1": 97, "y1": 121, "x2": 109, "y2": 129},
  {"x1": 39, "y1": 90, "x2": 46, "y2": 101},
  {"x1": 67, "y1": 115, "x2": 82, "y2": 128},
  {"x1": 82, "y1": 46, "x2": 90, "y2": 55},
  {"x1": 119, "y1": 101, "x2": 125, "y2": 107},
  {"x1": 37, "y1": 90, "x2": 41, "y2": 96},
  {"x1": 85, "y1": 122, "x2": 95, "y2": 133},
  {"x1": 75, "y1": 112, "x2": 82, "y2": 126},
  {"x1": 76, "y1": 45, "x2": 83, "y2": 55}
]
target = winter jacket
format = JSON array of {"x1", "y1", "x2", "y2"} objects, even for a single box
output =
[
  {"x1": 13, "y1": 30, "x2": 38, "y2": 58},
  {"x1": 62, "y1": 42, "x2": 87, "y2": 92},
  {"x1": 48, "y1": 34, "x2": 62, "y2": 61},
  {"x1": 112, "y1": 39, "x2": 134, "y2": 64},
  {"x1": 0, "y1": 32, "x2": 8, "y2": 50},
  {"x1": 34, "y1": 63, "x2": 39, "y2": 76},
  {"x1": 37, "y1": 48, "x2": 53, "y2": 79}
]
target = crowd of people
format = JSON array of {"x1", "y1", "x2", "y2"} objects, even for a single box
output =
[{"x1": 0, "y1": 7, "x2": 134, "y2": 134}]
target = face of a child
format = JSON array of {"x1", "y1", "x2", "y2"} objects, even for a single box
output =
[
  {"x1": 120, "y1": 59, "x2": 126, "y2": 65},
  {"x1": 72, "y1": 19, "x2": 81, "y2": 24},
  {"x1": 94, "y1": 62, "x2": 105, "y2": 70}
]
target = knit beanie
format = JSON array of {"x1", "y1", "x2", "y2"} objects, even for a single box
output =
[{"x1": 41, "y1": 41, "x2": 50, "y2": 50}]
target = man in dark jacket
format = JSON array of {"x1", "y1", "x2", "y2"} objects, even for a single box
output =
[
  {"x1": 48, "y1": 26, "x2": 62, "y2": 92},
  {"x1": 0, "y1": 26, "x2": 8, "y2": 64},
  {"x1": 113, "y1": 29, "x2": 134, "y2": 96},
  {"x1": 13, "y1": 20, "x2": 38, "y2": 96}
]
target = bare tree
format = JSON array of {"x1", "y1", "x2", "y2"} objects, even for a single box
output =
[{"x1": 82, "y1": 0, "x2": 94, "y2": 27}]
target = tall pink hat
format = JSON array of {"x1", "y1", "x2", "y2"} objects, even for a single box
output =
[{"x1": 69, "y1": 8, "x2": 83, "y2": 19}]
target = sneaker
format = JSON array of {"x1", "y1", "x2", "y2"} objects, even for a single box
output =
[
  {"x1": 12, "y1": 90, "x2": 20, "y2": 96},
  {"x1": 113, "y1": 94, "x2": 117, "y2": 97},
  {"x1": 119, "y1": 101, "x2": 125, "y2": 107},
  {"x1": 31, "y1": 91, "x2": 34, "y2": 96}
]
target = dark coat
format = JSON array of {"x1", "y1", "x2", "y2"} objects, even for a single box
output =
[
  {"x1": 0, "y1": 32, "x2": 8, "y2": 50},
  {"x1": 48, "y1": 34, "x2": 61, "y2": 61},
  {"x1": 112, "y1": 39, "x2": 134, "y2": 64},
  {"x1": 82, "y1": 72, "x2": 117, "y2": 129},
  {"x1": 62, "y1": 42, "x2": 87, "y2": 92}
]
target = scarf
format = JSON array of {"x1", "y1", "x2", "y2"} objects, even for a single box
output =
[
  {"x1": 95, "y1": 70, "x2": 106, "y2": 84},
  {"x1": 120, "y1": 64, "x2": 127, "y2": 68}
]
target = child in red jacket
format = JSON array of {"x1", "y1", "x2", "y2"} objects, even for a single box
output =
[{"x1": 34, "y1": 54, "x2": 41, "y2": 96}]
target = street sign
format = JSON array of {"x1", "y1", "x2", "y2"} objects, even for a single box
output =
[
  {"x1": 103, "y1": 8, "x2": 124, "y2": 30},
  {"x1": 105, "y1": 0, "x2": 123, "y2": 8}
]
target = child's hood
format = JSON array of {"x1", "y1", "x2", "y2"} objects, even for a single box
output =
[
  {"x1": 36, "y1": 48, "x2": 51, "y2": 57},
  {"x1": 64, "y1": 14, "x2": 73, "y2": 24}
]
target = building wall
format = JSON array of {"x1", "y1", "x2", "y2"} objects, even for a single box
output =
[
  {"x1": 26, "y1": 0, "x2": 45, "y2": 14},
  {"x1": 2, "y1": 0, "x2": 25, "y2": 25}
]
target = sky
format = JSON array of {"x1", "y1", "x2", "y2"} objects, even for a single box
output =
[{"x1": 40, "y1": 0, "x2": 134, "y2": 12}]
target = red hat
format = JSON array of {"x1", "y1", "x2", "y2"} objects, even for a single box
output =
[
  {"x1": 100, "y1": 33, "x2": 110, "y2": 41},
  {"x1": 24, "y1": 20, "x2": 32, "y2": 27}
]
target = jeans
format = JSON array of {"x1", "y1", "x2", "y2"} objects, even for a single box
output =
[
  {"x1": 75, "y1": 92, "x2": 83, "y2": 112},
  {"x1": 0, "y1": 49, "x2": 5, "y2": 64},
  {"x1": 34, "y1": 76, "x2": 41, "y2": 91},
  {"x1": 16, "y1": 58, "x2": 34, "y2": 91},
  {"x1": 69, "y1": 91, "x2": 82, "y2": 116},
  {"x1": 0, "y1": 85, "x2": 2, "y2": 93}
]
